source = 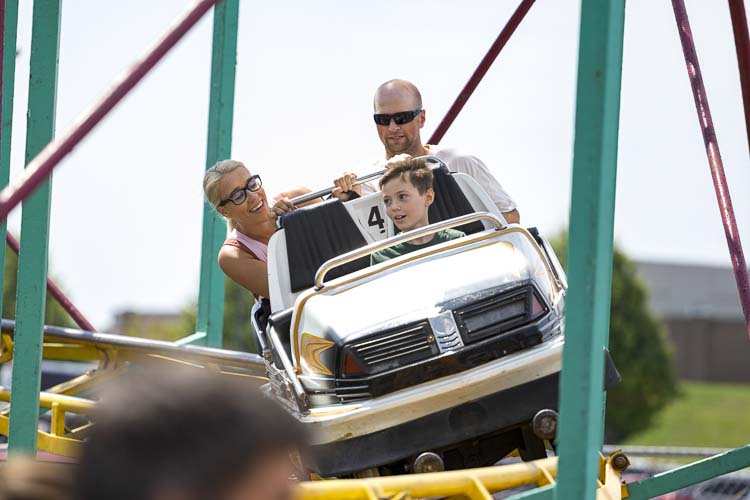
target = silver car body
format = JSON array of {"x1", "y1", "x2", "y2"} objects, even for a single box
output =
[{"x1": 258, "y1": 166, "x2": 568, "y2": 475}]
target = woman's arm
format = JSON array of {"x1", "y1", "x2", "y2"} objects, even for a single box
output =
[
  {"x1": 269, "y1": 186, "x2": 321, "y2": 221},
  {"x1": 280, "y1": 186, "x2": 320, "y2": 207},
  {"x1": 218, "y1": 246, "x2": 270, "y2": 298}
]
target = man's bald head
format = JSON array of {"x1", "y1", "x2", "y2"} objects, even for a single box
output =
[{"x1": 374, "y1": 79, "x2": 422, "y2": 111}]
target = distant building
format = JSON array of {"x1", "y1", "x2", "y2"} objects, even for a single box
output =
[
  {"x1": 636, "y1": 261, "x2": 750, "y2": 383},
  {"x1": 108, "y1": 310, "x2": 185, "y2": 341}
]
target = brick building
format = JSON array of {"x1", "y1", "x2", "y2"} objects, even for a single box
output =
[{"x1": 636, "y1": 261, "x2": 750, "y2": 383}]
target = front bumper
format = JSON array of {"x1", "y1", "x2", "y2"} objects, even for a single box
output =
[
  {"x1": 301, "y1": 336, "x2": 564, "y2": 445},
  {"x1": 298, "y1": 338, "x2": 620, "y2": 476},
  {"x1": 308, "y1": 371, "x2": 561, "y2": 476}
]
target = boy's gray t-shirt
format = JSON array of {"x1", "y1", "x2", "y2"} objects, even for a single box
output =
[{"x1": 370, "y1": 229, "x2": 465, "y2": 265}]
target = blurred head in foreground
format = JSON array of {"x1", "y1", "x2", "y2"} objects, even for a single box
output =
[
  {"x1": 77, "y1": 369, "x2": 305, "y2": 500},
  {"x1": 0, "y1": 459, "x2": 75, "y2": 500}
]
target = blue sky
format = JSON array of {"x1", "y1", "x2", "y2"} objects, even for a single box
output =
[{"x1": 6, "y1": 0, "x2": 749, "y2": 328}]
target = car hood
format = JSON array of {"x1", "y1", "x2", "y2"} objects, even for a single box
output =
[{"x1": 296, "y1": 230, "x2": 557, "y2": 346}]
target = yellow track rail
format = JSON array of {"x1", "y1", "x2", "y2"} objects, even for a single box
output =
[
  {"x1": 294, "y1": 452, "x2": 629, "y2": 500},
  {"x1": 0, "y1": 324, "x2": 267, "y2": 457},
  {"x1": 0, "y1": 389, "x2": 95, "y2": 456}
]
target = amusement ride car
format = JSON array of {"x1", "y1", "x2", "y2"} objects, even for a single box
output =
[{"x1": 252, "y1": 156, "x2": 619, "y2": 477}]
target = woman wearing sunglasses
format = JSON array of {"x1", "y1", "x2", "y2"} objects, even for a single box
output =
[{"x1": 203, "y1": 159, "x2": 315, "y2": 299}]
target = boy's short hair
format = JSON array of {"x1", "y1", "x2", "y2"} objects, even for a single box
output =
[{"x1": 379, "y1": 157, "x2": 433, "y2": 194}]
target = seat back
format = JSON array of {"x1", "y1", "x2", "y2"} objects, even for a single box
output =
[
  {"x1": 266, "y1": 170, "x2": 505, "y2": 311},
  {"x1": 282, "y1": 199, "x2": 369, "y2": 293},
  {"x1": 429, "y1": 167, "x2": 486, "y2": 234}
]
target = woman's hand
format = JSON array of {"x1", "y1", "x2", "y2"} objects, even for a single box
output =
[
  {"x1": 331, "y1": 173, "x2": 362, "y2": 201},
  {"x1": 268, "y1": 196, "x2": 295, "y2": 221}
]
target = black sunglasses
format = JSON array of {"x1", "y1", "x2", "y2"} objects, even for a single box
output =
[
  {"x1": 218, "y1": 175, "x2": 262, "y2": 207},
  {"x1": 373, "y1": 108, "x2": 422, "y2": 127}
]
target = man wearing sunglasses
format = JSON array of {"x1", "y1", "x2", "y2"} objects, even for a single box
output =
[{"x1": 334, "y1": 79, "x2": 520, "y2": 224}]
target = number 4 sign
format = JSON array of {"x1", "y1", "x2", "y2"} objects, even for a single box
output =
[
  {"x1": 345, "y1": 196, "x2": 391, "y2": 242},
  {"x1": 368, "y1": 206, "x2": 386, "y2": 233}
]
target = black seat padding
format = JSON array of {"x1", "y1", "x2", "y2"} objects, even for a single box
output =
[
  {"x1": 429, "y1": 167, "x2": 485, "y2": 234},
  {"x1": 283, "y1": 199, "x2": 370, "y2": 292}
]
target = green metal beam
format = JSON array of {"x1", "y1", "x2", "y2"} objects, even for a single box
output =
[
  {"x1": 626, "y1": 445, "x2": 750, "y2": 499},
  {"x1": 7, "y1": 0, "x2": 60, "y2": 455},
  {"x1": 555, "y1": 0, "x2": 626, "y2": 499},
  {"x1": 0, "y1": 0, "x2": 19, "y2": 320},
  {"x1": 196, "y1": 0, "x2": 239, "y2": 348}
]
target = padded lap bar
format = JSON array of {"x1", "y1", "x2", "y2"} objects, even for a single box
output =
[
  {"x1": 283, "y1": 199, "x2": 369, "y2": 292},
  {"x1": 429, "y1": 167, "x2": 485, "y2": 234}
]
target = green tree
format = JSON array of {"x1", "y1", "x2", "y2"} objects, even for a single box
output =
[
  {"x1": 3, "y1": 243, "x2": 74, "y2": 327},
  {"x1": 550, "y1": 232, "x2": 677, "y2": 441},
  {"x1": 177, "y1": 278, "x2": 259, "y2": 352},
  {"x1": 221, "y1": 278, "x2": 259, "y2": 353}
]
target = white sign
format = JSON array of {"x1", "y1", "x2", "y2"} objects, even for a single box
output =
[{"x1": 344, "y1": 194, "x2": 392, "y2": 242}]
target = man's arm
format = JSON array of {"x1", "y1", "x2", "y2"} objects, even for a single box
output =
[{"x1": 502, "y1": 209, "x2": 520, "y2": 224}]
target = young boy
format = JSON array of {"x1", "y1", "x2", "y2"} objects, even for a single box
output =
[{"x1": 371, "y1": 156, "x2": 464, "y2": 265}]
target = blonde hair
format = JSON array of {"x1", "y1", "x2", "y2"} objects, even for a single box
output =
[{"x1": 203, "y1": 159, "x2": 246, "y2": 232}]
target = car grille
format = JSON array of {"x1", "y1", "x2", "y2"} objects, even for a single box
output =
[
  {"x1": 333, "y1": 380, "x2": 371, "y2": 403},
  {"x1": 454, "y1": 285, "x2": 546, "y2": 344},
  {"x1": 345, "y1": 321, "x2": 438, "y2": 375}
]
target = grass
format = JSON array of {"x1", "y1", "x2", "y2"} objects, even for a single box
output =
[{"x1": 624, "y1": 381, "x2": 750, "y2": 448}]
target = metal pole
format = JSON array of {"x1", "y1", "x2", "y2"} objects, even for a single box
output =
[
  {"x1": 555, "y1": 0, "x2": 626, "y2": 499},
  {"x1": 671, "y1": 0, "x2": 750, "y2": 336},
  {"x1": 427, "y1": 0, "x2": 536, "y2": 145},
  {"x1": 7, "y1": 0, "x2": 61, "y2": 455},
  {"x1": 196, "y1": 0, "x2": 239, "y2": 348},
  {"x1": 626, "y1": 445, "x2": 750, "y2": 500},
  {"x1": 729, "y1": 0, "x2": 750, "y2": 157},
  {"x1": 0, "y1": 0, "x2": 220, "y2": 223},
  {"x1": 5, "y1": 232, "x2": 96, "y2": 332},
  {"x1": 0, "y1": 0, "x2": 18, "y2": 323}
]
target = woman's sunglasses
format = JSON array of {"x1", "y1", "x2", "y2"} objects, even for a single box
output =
[
  {"x1": 373, "y1": 108, "x2": 422, "y2": 127},
  {"x1": 218, "y1": 175, "x2": 262, "y2": 207}
]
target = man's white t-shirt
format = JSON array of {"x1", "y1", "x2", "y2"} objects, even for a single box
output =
[
  {"x1": 362, "y1": 145, "x2": 517, "y2": 214},
  {"x1": 425, "y1": 144, "x2": 517, "y2": 213}
]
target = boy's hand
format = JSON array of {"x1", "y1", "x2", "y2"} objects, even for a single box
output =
[{"x1": 332, "y1": 173, "x2": 362, "y2": 201}]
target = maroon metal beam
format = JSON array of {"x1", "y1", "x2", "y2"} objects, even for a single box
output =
[
  {"x1": 729, "y1": 0, "x2": 750, "y2": 155},
  {"x1": 428, "y1": 0, "x2": 536, "y2": 145},
  {"x1": 671, "y1": 0, "x2": 750, "y2": 336},
  {"x1": 0, "y1": 0, "x2": 220, "y2": 222},
  {"x1": 5, "y1": 232, "x2": 96, "y2": 332}
]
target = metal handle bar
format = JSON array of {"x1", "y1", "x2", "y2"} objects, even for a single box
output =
[
  {"x1": 289, "y1": 155, "x2": 448, "y2": 206},
  {"x1": 314, "y1": 211, "x2": 505, "y2": 289}
]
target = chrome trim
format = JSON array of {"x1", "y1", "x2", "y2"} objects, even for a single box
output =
[
  {"x1": 249, "y1": 301, "x2": 267, "y2": 352},
  {"x1": 314, "y1": 211, "x2": 505, "y2": 289},
  {"x1": 289, "y1": 155, "x2": 448, "y2": 206},
  {"x1": 429, "y1": 312, "x2": 463, "y2": 353},
  {"x1": 268, "y1": 326, "x2": 309, "y2": 413}
]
